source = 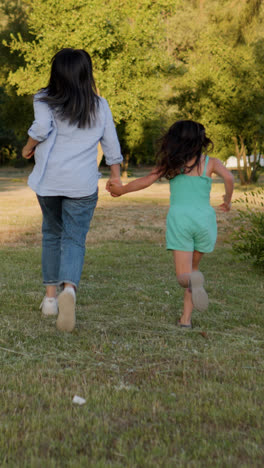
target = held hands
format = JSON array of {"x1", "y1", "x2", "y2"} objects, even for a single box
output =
[
  {"x1": 105, "y1": 177, "x2": 123, "y2": 197},
  {"x1": 219, "y1": 195, "x2": 232, "y2": 212}
]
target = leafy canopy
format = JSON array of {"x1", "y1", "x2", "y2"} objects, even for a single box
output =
[{"x1": 5, "y1": 0, "x2": 180, "y2": 161}]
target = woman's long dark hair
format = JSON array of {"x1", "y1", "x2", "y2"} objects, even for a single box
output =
[
  {"x1": 38, "y1": 48, "x2": 99, "y2": 128},
  {"x1": 156, "y1": 120, "x2": 214, "y2": 179}
]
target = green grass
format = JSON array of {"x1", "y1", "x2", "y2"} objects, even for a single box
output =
[
  {"x1": 0, "y1": 243, "x2": 264, "y2": 467},
  {"x1": 0, "y1": 169, "x2": 264, "y2": 467}
]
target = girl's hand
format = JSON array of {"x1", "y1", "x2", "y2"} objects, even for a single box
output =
[
  {"x1": 219, "y1": 195, "x2": 231, "y2": 212},
  {"x1": 22, "y1": 146, "x2": 35, "y2": 159},
  {"x1": 105, "y1": 177, "x2": 123, "y2": 197},
  {"x1": 108, "y1": 180, "x2": 124, "y2": 197}
]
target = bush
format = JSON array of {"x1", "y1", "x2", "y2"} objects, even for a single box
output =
[
  {"x1": 0, "y1": 144, "x2": 17, "y2": 165},
  {"x1": 231, "y1": 188, "x2": 264, "y2": 267}
]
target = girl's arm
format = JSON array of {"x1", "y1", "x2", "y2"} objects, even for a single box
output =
[
  {"x1": 211, "y1": 158, "x2": 234, "y2": 211},
  {"x1": 108, "y1": 169, "x2": 161, "y2": 196}
]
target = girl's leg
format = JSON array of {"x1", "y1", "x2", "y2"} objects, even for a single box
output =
[
  {"x1": 173, "y1": 250, "x2": 205, "y2": 325},
  {"x1": 192, "y1": 250, "x2": 204, "y2": 272},
  {"x1": 190, "y1": 250, "x2": 208, "y2": 313},
  {"x1": 173, "y1": 250, "x2": 193, "y2": 325}
]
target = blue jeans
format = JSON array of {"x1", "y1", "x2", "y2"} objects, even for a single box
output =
[{"x1": 37, "y1": 191, "x2": 98, "y2": 288}]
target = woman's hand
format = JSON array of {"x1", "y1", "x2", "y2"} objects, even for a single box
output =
[
  {"x1": 22, "y1": 146, "x2": 35, "y2": 159},
  {"x1": 22, "y1": 136, "x2": 40, "y2": 159}
]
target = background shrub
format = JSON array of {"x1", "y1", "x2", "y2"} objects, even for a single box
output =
[{"x1": 232, "y1": 188, "x2": 264, "y2": 267}]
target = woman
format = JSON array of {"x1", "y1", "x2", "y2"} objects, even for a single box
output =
[{"x1": 22, "y1": 48, "x2": 123, "y2": 332}]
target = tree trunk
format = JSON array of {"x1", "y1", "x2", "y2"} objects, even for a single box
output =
[
  {"x1": 233, "y1": 136, "x2": 246, "y2": 184},
  {"x1": 239, "y1": 136, "x2": 251, "y2": 182},
  {"x1": 121, "y1": 154, "x2": 129, "y2": 179},
  {"x1": 97, "y1": 143, "x2": 103, "y2": 167},
  {"x1": 199, "y1": 0, "x2": 204, "y2": 12},
  {"x1": 251, "y1": 137, "x2": 263, "y2": 182},
  {"x1": 251, "y1": 137, "x2": 258, "y2": 181}
]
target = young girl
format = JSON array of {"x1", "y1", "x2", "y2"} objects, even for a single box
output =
[
  {"x1": 108, "y1": 120, "x2": 234, "y2": 328},
  {"x1": 22, "y1": 48, "x2": 123, "y2": 332}
]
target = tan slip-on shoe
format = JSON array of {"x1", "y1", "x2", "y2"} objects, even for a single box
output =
[{"x1": 189, "y1": 271, "x2": 208, "y2": 312}]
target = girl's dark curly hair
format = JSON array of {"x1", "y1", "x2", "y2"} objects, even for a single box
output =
[{"x1": 156, "y1": 120, "x2": 214, "y2": 179}]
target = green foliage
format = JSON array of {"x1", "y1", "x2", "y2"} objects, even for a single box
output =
[
  {"x1": 232, "y1": 188, "x2": 264, "y2": 266},
  {"x1": 2, "y1": 0, "x2": 264, "y2": 168},
  {"x1": 0, "y1": 0, "x2": 34, "y2": 162},
  {"x1": 166, "y1": 0, "x2": 264, "y2": 182},
  {"x1": 4, "y1": 0, "x2": 179, "y2": 163},
  {"x1": 0, "y1": 143, "x2": 17, "y2": 165}
]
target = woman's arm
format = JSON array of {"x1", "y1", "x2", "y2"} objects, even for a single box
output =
[
  {"x1": 108, "y1": 169, "x2": 161, "y2": 196},
  {"x1": 100, "y1": 98, "x2": 123, "y2": 167},
  {"x1": 28, "y1": 94, "x2": 54, "y2": 141},
  {"x1": 100, "y1": 98, "x2": 123, "y2": 195},
  {"x1": 105, "y1": 163, "x2": 122, "y2": 197},
  {"x1": 22, "y1": 94, "x2": 54, "y2": 158},
  {"x1": 212, "y1": 158, "x2": 234, "y2": 211}
]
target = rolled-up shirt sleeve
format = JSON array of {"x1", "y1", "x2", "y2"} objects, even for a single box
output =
[
  {"x1": 28, "y1": 94, "x2": 54, "y2": 142},
  {"x1": 100, "y1": 99, "x2": 123, "y2": 166}
]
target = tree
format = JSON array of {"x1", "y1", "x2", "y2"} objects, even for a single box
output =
[
  {"x1": 0, "y1": 0, "x2": 33, "y2": 163},
  {"x1": 4, "y1": 0, "x2": 264, "y2": 175},
  {"x1": 166, "y1": 0, "x2": 264, "y2": 183},
  {"x1": 4, "y1": 0, "x2": 178, "y2": 165}
]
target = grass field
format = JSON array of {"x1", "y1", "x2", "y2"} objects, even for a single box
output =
[{"x1": 0, "y1": 167, "x2": 264, "y2": 467}]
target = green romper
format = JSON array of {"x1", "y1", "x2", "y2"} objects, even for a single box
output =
[{"x1": 166, "y1": 155, "x2": 217, "y2": 252}]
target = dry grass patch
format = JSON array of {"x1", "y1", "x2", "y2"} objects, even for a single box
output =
[{"x1": 0, "y1": 168, "x2": 240, "y2": 247}]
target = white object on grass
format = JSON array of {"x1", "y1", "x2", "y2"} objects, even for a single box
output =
[{"x1": 72, "y1": 395, "x2": 86, "y2": 405}]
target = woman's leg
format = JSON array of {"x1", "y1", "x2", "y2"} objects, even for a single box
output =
[
  {"x1": 46, "y1": 285, "x2": 57, "y2": 298},
  {"x1": 37, "y1": 195, "x2": 63, "y2": 296},
  {"x1": 58, "y1": 191, "x2": 98, "y2": 288},
  {"x1": 56, "y1": 191, "x2": 98, "y2": 332}
]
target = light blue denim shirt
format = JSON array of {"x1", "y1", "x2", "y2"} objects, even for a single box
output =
[{"x1": 28, "y1": 94, "x2": 123, "y2": 197}]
